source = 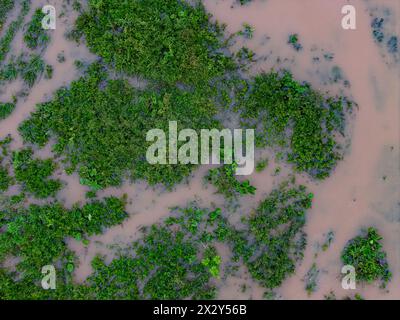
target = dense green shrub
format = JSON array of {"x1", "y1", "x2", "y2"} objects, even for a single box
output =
[
  {"x1": 341, "y1": 227, "x2": 391, "y2": 287},
  {"x1": 239, "y1": 71, "x2": 351, "y2": 179},
  {"x1": 12, "y1": 148, "x2": 61, "y2": 198},
  {"x1": 74, "y1": 0, "x2": 234, "y2": 85},
  {"x1": 23, "y1": 8, "x2": 50, "y2": 50},
  {"x1": 19, "y1": 63, "x2": 220, "y2": 189}
]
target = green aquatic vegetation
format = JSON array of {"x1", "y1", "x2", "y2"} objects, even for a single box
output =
[
  {"x1": 255, "y1": 158, "x2": 268, "y2": 172},
  {"x1": 206, "y1": 161, "x2": 256, "y2": 199},
  {"x1": 0, "y1": 53, "x2": 45, "y2": 86},
  {"x1": 0, "y1": 101, "x2": 16, "y2": 119},
  {"x1": 288, "y1": 33, "x2": 302, "y2": 51},
  {"x1": 12, "y1": 148, "x2": 62, "y2": 198},
  {"x1": 44, "y1": 64, "x2": 53, "y2": 79},
  {"x1": 201, "y1": 247, "x2": 222, "y2": 278},
  {"x1": 57, "y1": 52, "x2": 65, "y2": 63},
  {"x1": 239, "y1": 23, "x2": 254, "y2": 39},
  {"x1": 224, "y1": 183, "x2": 312, "y2": 289},
  {"x1": 0, "y1": 166, "x2": 11, "y2": 191},
  {"x1": 0, "y1": 0, "x2": 30, "y2": 64},
  {"x1": 239, "y1": 71, "x2": 350, "y2": 179},
  {"x1": 341, "y1": 227, "x2": 391, "y2": 287},
  {"x1": 19, "y1": 63, "x2": 220, "y2": 189},
  {"x1": 18, "y1": 54, "x2": 45, "y2": 87},
  {"x1": 321, "y1": 230, "x2": 335, "y2": 251},
  {"x1": 244, "y1": 184, "x2": 311, "y2": 288},
  {"x1": 74, "y1": 0, "x2": 234, "y2": 85},
  {"x1": 0, "y1": 0, "x2": 14, "y2": 31},
  {"x1": 304, "y1": 263, "x2": 319, "y2": 295},
  {"x1": 23, "y1": 8, "x2": 50, "y2": 50},
  {"x1": 0, "y1": 196, "x2": 128, "y2": 282},
  {"x1": 83, "y1": 205, "x2": 222, "y2": 300}
]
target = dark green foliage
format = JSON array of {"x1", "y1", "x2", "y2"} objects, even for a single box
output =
[
  {"x1": 206, "y1": 161, "x2": 256, "y2": 199},
  {"x1": 0, "y1": 197, "x2": 128, "y2": 281},
  {"x1": 0, "y1": 166, "x2": 11, "y2": 191},
  {"x1": 19, "y1": 63, "x2": 219, "y2": 189},
  {"x1": 23, "y1": 8, "x2": 50, "y2": 50},
  {"x1": 288, "y1": 34, "x2": 302, "y2": 51},
  {"x1": 18, "y1": 54, "x2": 45, "y2": 86},
  {"x1": 0, "y1": 101, "x2": 15, "y2": 119},
  {"x1": 44, "y1": 64, "x2": 53, "y2": 79},
  {"x1": 239, "y1": 71, "x2": 350, "y2": 179},
  {"x1": 219, "y1": 183, "x2": 312, "y2": 289},
  {"x1": 0, "y1": 0, "x2": 14, "y2": 31},
  {"x1": 255, "y1": 158, "x2": 268, "y2": 172},
  {"x1": 0, "y1": 0, "x2": 30, "y2": 64},
  {"x1": 12, "y1": 148, "x2": 61, "y2": 198},
  {"x1": 75, "y1": 0, "x2": 234, "y2": 85},
  {"x1": 244, "y1": 184, "x2": 311, "y2": 288},
  {"x1": 0, "y1": 53, "x2": 45, "y2": 87},
  {"x1": 341, "y1": 227, "x2": 391, "y2": 287}
]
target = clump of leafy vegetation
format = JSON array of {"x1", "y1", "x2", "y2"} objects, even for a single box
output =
[
  {"x1": 0, "y1": 203, "x2": 220, "y2": 299},
  {"x1": 341, "y1": 227, "x2": 391, "y2": 287},
  {"x1": 212, "y1": 182, "x2": 312, "y2": 289},
  {"x1": 206, "y1": 161, "x2": 256, "y2": 199},
  {"x1": 321, "y1": 230, "x2": 335, "y2": 251},
  {"x1": 74, "y1": 0, "x2": 234, "y2": 85},
  {"x1": 0, "y1": 0, "x2": 14, "y2": 32},
  {"x1": 0, "y1": 0, "x2": 30, "y2": 64},
  {"x1": 19, "y1": 63, "x2": 220, "y2": 189},
  {"x1": 23, "y1": 8, "x2": 50, "y2": 50},
  {"x1": 238, "y1": 71, "x2": 351, "y2": 179},
  {"x1": 304, "y1": 263, "x2": 319, "y2": 295},
  {"x1": 0, "y1": 101, "x2": 16, "y2": 119},
  {"x1": 0, "y1": 196, "x2": 128, "y2": 286},
  {"x1": 239, "y1": 23, "x2": 254, "y2": 39},
  {"x1": 0, "y1": 53, "x2": 45, "y2": 87},
  {"x1": 255, "y1": 158, "x2": 268, "y2": 172},
  {"x1": 12, "y1": 148, "x2": 61, "y2": 198},
  {"x1": 288, "y1": 34, "x2": 302, "y2": 51},
  {"x1": 241, "y1": 183, "x2": 312, "y2": 288},
  {"x1": 0, "y1": 166, "x2": 11, "y2": 192}
]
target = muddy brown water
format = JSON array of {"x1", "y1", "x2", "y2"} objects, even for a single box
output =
[{"x1": 0, "y1": 0, "x2": 399, "y2": 299}]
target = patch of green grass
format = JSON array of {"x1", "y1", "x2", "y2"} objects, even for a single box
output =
[{"x1": 341, "y1": 227, "x2": 391, "y2": 287}]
